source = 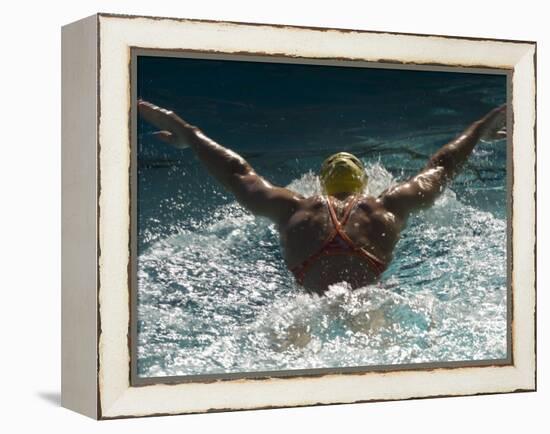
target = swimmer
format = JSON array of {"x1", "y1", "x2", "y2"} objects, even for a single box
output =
[{"x1": 138, "y1": 100, "x2": 506, "y2": 295}]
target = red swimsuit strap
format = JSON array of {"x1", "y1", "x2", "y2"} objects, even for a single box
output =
[
  {"x1": 291, "y1": 196, "x2": 358, "y2": 284},
  {"x1": 326, "y1": 196, "x2": 386, "y2": 274},
  {"x1": 326, "y1": 195, "x2": 358, "y2": 230}
]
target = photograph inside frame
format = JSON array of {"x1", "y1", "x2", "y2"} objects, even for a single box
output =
[{"x1": 132, "y1": 52, "x2": 510, "y2": 381}]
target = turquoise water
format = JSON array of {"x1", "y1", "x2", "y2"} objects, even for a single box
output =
[{"x1": 136, "y1": 57, "x2": 507, "y2": 378}]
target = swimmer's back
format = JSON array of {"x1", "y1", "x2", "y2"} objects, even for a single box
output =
[{"x1": 278, "y1": 194, "x2": 402, "y2": 293}]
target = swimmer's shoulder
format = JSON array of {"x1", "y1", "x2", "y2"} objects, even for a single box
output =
[
  {"x1": 298, "y1": 195, "x2": 326, "y2": 210},
  {"x1": 356, "y1": 194, "x2": 379, "y2": 210},
  {"x1": 285, "y1": 195, "x2": 326, "y2": 220}
]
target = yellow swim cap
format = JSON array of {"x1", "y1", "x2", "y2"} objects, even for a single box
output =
[{"x1": 319, "y1": 152, "x2": 367, "y2": 196}]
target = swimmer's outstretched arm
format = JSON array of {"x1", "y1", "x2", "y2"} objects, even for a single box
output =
[
  {"x1": 381, "y1": 104, "x2": 506, "y2": 220},
  {"x1": 138, "y1": 100, "x2": 302, "y2": 224}
]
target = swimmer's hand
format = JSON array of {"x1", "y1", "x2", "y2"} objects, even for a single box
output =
[
  {"x1": 138, "y1": 100, "x2": 197, "y2": 149},
  {"x1": 479, "y1": 104, "x2": 507, "y2": 141},
  {"x1": 381, "y1": 103, "x2": 507, "y2": 219}
]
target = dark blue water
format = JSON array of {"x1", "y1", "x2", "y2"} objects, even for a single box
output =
[{"x1": 136, "y1": 56, "x2": 507, "y2": 378}]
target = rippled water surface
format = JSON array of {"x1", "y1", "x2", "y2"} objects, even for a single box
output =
[{"x1": 136, "y1": 57, "x2": 508, "y2": 378}]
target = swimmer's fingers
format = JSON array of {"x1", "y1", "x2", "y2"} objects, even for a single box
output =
[
  {"x1": 495, "y1": 126, "x2": 507, "y2": 139},
  {"x1": 152, "y1": 129, "x2": 190, "y2": 149},
  {"x1": 152, "y1": 130, "x2": 177, "y2": 144},
  {"x1": 480, "y1": 104, "x2": 507, "y2": 141},
  {"x1": 481, "y1": 126, "x2": 507, "y2": 142},
  {"x1": 138, "y1": 100, "x2": 190, "y2": 133},
  {"x1": 139, "y1": 100, "x2": 195, "y2": 148}
]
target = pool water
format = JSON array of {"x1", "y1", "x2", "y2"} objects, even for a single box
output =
[{"x1": 136, "y1": 56, "x2": 508, "y2": 378}]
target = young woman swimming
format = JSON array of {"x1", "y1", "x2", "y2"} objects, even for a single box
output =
[{"x1": 139, "y1": 100, "x2": 506, "y2": 295}]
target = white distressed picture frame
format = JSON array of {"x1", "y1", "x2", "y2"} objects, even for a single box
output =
[{"x1": 61, "y1": 13, "x2": 536, "y2": 420}]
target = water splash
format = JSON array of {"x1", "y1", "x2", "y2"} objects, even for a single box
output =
[{"x1": 137, "y1": 162, "x2": 506, "y2": 377}]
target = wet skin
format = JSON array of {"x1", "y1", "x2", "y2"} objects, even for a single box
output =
[{"x1": 139, "y1": 100, "x2": 506, "y2": 294}]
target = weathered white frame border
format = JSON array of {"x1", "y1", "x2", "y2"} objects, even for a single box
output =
[{"x1": 62, "y1": 13, "x2": 536, "y2": 420}]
